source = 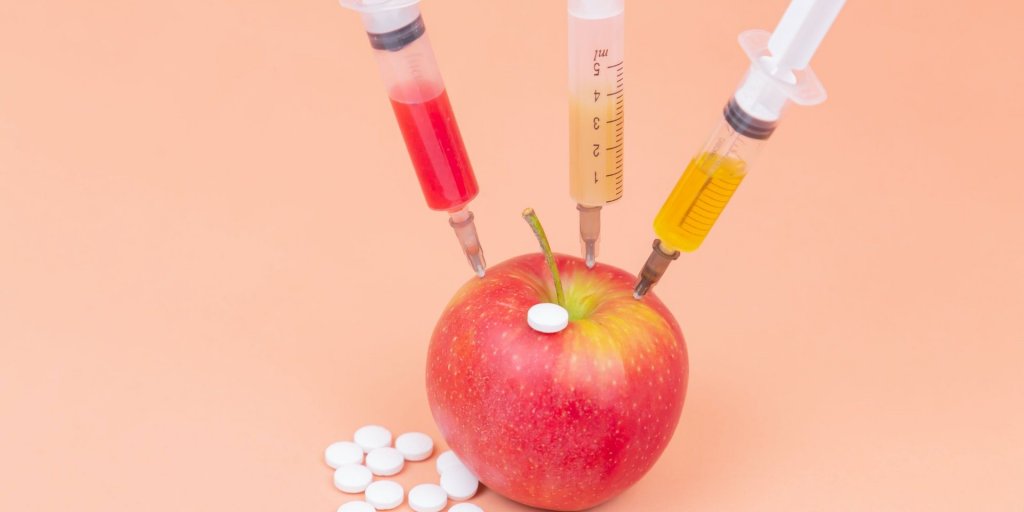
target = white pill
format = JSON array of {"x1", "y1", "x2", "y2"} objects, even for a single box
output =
[
  {"x1": 325, "y1": 441, "x2": 364, "y2": 468},
  {"x1": 365, "y1": 447, "x2": 405, "y2": 476},
  {"x1": 440, "y1": 465, "x2": 480, "y2": 501},
  {"x1": 338, "y1": 501, "x2": 375, "y2": 512},
  {"x1": 449, "y1": 504, "x2": 484, "y2": 512},
  {"x1": 365, "y1": 480, "x2": 404, "y2": 510},
  {"x1": 435, "y1": 450, "x2": 464, "y2": 475},
  {"x1": 408, "y1": 483, "x2": 448, "y2": 512},
  {"x1": 395, "y1": 432, "x2": 434, "y2": 461},
  {"x1": 333, "y1": 464, "x2": 373, "y2": 493},
  {"x1": 527, "y1": 302, "x2": 569, "y2": 333},
  {"x1": 354, "y1": 425, "x2": 392, "y2": 452}
]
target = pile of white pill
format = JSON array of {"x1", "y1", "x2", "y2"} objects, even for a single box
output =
[{"x1": 326, "y1": 425, "x2": 485, "y2": 512}]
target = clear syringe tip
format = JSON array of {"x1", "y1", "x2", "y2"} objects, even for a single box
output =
[
  {"x1": 577, "y1": 204, "x2": 601, "y2": 269},
  {"x1": 632, "y1": 239, "x2": 680, "y2": 299},
  {"x1": 584, "y1": 240, "x2": 597, "y2": 269},
  {"x1": 449, "y1": 208, "x2": 486, "y2": 278},
  {"x1": 464, "y1": 244, "x2": 486, "y2": 278}
]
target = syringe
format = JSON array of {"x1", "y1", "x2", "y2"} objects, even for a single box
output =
[
  {"x1": 569, "y1": 0, "x2": 625, "y2": 268},
  {"x1": 341, "y1": 0, "x2": 486, "y2": 277},
  {"x1": 633, "y1": 0, "x2": 846, "y2": 298}
]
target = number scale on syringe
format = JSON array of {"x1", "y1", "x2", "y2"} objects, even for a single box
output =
[
  {"x1": 569, "y1": 10, "x2": 625, "y2": 208},
  {"x1": 570, "y1": 59, "x2": 623, "y2": 206}
]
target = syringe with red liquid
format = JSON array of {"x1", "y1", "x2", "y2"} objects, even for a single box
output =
[{"x1": 342, "y1": 0, "x2": 486, "y2": 277}]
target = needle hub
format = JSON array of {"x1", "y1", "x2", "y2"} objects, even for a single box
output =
[
  {"x1": 449, "y1": 209, "x2": 486, "y2": 278},
  {"x1": 577, "y1": 204, "x2": 602, "y2": 269},
  {"x1": 633, "y1": 239, "x2": 680, "y2": 299}
]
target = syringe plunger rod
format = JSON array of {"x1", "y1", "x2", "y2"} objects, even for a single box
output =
[
  {"x1": 768, "y1": 0, "x2": 845, "y2": 73},
  {"x1": 734, "y1": 0, "x2": 844, "y2": 122},
  {"x1": 569, "y1": 0, "x2": 623, "y2": 18}
]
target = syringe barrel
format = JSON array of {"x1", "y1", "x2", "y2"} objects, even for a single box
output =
[
  {"x1": 367, "y1": 15, "x2": 444, "y2": 103},
  {"x1": 346, "y1": 1, "x2": 479, "y2": 212},
  {"x1": 569, "y1": 0, "x2": 625, "y2": 208},
  {"x1": 653, "y1": 105, "x2": 769, "y2": 254}
]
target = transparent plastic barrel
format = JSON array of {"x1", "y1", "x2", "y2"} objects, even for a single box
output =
[
  {"x1": 653, "y1": 105, "x2": 768, "y2": 253},
  {"x1": 568, "y1": 0, "x2": 625, "y2": 208}
]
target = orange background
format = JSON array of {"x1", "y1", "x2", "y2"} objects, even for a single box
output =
[{"x1": 1, "y1": 0, "x2": 1022, "y2": 510}]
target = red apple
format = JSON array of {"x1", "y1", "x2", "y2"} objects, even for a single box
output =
[{"x1": 426, "y1": 252, "x2": 688, "y2": 511}]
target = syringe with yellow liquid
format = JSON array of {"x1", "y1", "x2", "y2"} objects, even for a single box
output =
[
  {"x1": 569, "y1": 0, "x2": 625, "y2": 268},
  {"x1": 633, "y1": 0, "x2": 846, "y2": 298}
]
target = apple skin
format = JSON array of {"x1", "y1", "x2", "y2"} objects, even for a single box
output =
[{"x1": 426, "y1": 253, "x2": 688, "y2": 511}]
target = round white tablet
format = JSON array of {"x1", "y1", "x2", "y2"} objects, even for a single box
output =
[
  {"x1": 435, "y1": 450, "x2": 464, "y2": 475},
  {"x1": 325, "y1": 441, "x2": 364, "y2": 468},
  {"x1": 365, "y1": 480, "x2": 404, "y2": 510},
  {"x1": 408, "y1": 483, "x2": 448, "y2": 512},
  {"x1": 527, "y1": 303, "x2": 569, "y2": 333},
  {"x1": 365, "y1": 447, "x2": 405, "y2": 476},
  {"x1": 338, "y1": 501, "x2": 375, "y2": 512},
  {"x1": 333, "y1": 464, "x2": 373, "y2": 493},
  {"x1": 354, "y1": 425, "x2": 392, "y2": 452},
  {"x1": 440, "y1": 465, "x2": 480, "y2": 501},
  {"x1": 395, "y1": 432, "x2": 434, "y2": 461},
  {"x1": 449, "y1": 504, "x2": 484, "y2": 512}
]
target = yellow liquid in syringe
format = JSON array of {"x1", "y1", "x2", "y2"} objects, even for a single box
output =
[{"x1": 653, "y1": 152, "x2": 747, "y2": 252}]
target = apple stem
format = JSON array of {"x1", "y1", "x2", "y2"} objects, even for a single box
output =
[{"x1": 522, "y1": 208, "x2": 565, "y2": 307}]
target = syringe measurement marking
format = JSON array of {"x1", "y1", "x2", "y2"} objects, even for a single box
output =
[
  {"x1": 587, "y1": 57, "x2": 623, "y2": 199},
  {"x1": 609, "y1": 61, "x2": 624, "y2": 200}
]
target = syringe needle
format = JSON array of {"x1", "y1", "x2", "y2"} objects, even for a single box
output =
[
  {"x1": 450, "y1": 209, "x2": 486, "y2": 278},
  {"x1": 577, "y1": 204, "x2": 601, "y2": 269},
  {"x1": 584, "y1": 240, "x2": 597, "y2": 269},
  {"x1": 633, "y1": 240, "x2": 679, "y2": 299}
]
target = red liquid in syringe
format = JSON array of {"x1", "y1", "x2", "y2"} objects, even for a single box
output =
[{"x1": 390, "y1": 87, "x2": 479, "y2": 212}]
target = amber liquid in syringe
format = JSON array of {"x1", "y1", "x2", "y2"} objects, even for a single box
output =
[{"x1": 569, "y1": 13, "x2": 625, "y2": 207}]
